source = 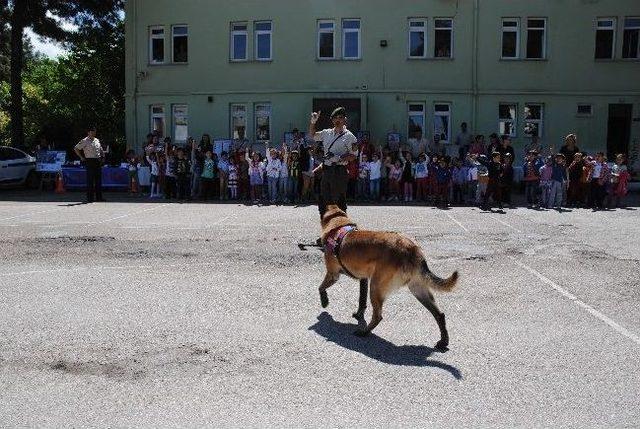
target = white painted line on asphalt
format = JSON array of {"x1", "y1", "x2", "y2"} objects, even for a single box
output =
[
  {"x1": 444, "y1": 212, "x2": 469, "y2": 233},
  {"x1": 85, "y1": 203, "x2": 172, "y2": 226},
  {"x1": 508, "y1": 256, "x2": 640, "y2": 346},
  {"x1": 495, "y1": 217, "x2": 522, "y2": 233},
  {"x1": 0, "y1": 261, "x2": 225, "y2": 278},
  {"x1": 0, "y1": 207, "x2": 64, "y2": 223}
]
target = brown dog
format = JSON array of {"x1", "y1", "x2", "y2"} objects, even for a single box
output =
[{"x1": 319, "y1": 205, "x2": 459, "y2": 349}]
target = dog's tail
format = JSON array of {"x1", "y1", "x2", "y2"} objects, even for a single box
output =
[{"x1": 420, "y1": 260, "x2": 459, "y2": 292}]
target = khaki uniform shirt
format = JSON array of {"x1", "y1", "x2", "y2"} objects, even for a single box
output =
[
  {"x1": 75, "y1": 137, "x2": 103, "y2": 159},
  {"x1": 314, "y1": 127, "x2": 357, "y2": 166}
]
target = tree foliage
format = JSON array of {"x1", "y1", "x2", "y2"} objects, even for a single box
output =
[
  {"x1": 1, "y1": 2, "x2": 125, "y2": 159},
  {"x1": 6, "y1": 0, "x2": 124, "y2": 148}
]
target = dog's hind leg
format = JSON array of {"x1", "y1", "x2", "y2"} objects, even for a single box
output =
[
  {"x1": 352, "y1": 278, "x2": 368, "y2": 320},
  {"x1": 354, "y1": 281, "x2": 385, "y2": 337},
  {"x1": 319, "y1": 271, "x2": 340, "y2": 308},
  {"x1": 409, "y1": 284, "x2": 449, "y2": 350}
]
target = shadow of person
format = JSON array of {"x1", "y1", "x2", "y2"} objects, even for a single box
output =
[
  {"x1": 309, "y1": 312, "x2": 462, "y2": 380},
  {"x1": 58, "y1": 202, "x2": 90, "y2": 207}
]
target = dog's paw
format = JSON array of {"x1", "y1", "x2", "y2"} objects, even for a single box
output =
[
  {"x1": 320, "y1": 291, "x2": 329, "y2": 308},
  {"x1": 435, "y1": 340, "x2": 449, "y2": 352},
  {"x1": 353, "y1": 329, "x2": 369, "y2": 337},
  {"x1": 352, "y1": 311, "x2": 365, "y2": 320}
]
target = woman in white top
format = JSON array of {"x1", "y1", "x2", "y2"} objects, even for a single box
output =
[{"x1": 265, "y1": 142, "x2": 283, "y2": 203}]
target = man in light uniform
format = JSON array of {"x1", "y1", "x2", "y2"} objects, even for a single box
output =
[
  {"x1": 308, "y1": 107, "x2": 357, "y2": 218},
  {"x1": 74, "y1": 125, "x2": 105, "y2": 203}
]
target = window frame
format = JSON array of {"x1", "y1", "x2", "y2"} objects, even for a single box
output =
[
  {"x1": 254, "y1": 20, "x2": 273, "y2": 62},
  {"x1": 523, "y1": 103, "x2": 544, "y2": 138},
  {"x1": 150, "y1": 105, "x2": 166, "y2": 137},
  {"x1": 230, "y1": 22, "x2": 249, "y2": 62},
  {"x1": 254, "y1": 103, "x2": 272, "y2": 142},
  {"x1": 408, "y1": 18, "x2": 427, "y2": 59},
  {"x1": 407, "y1": 102, "x2": 426, "y2": 140},
  {"x1": 149, "y1": 26, "x2": 165, "y2": 65},
  {"x1": 317, "y1": 20, "x2": 336, "y2": 60},
  {"x1": 433, "y1": 17, "x2": 454, "y2": 59},
  {"x1": 595, "y1": 17, "x2": 616, "y2": 60},
  {"x1": 501, "y1": 18, "x2": 520, "y2": 59},
  {"x1": 433, "y1": 103, "x2": 452, "y2": 145},
  {"x1": 498, "y1": 103, "x2": 518, "y2": 138},
  {"x1": 576, "y1": 104, "x2": 594, "y2": 117},
  {"x1": 342, "y1": 18, "x2": 361, "y2": 60},
  {"x1": 622, "y1": 17, "x2": 640, "y2": 59},
  {"x1": 230, "y1": 103, "x2": 248, "y2": 140},
  {"x1": 525, "y1": 17, "x2": 547, "y2": 60},
  {"x1": 171, "y1": 24, "x2": 189, "y2": 64},
  {"x1": 172, "y1": 104, "x2": 189, "y2": 144}
]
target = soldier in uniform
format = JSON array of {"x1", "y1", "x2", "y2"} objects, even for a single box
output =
[
  {"x1": 74, "y1": 125, "x2": 105, "y2": 203},
  {"x1": 308, "y1": 107, "x2": 358, "y2": 218}
]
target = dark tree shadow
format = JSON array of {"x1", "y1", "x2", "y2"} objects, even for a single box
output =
[{"x1": 308, "y1": 312, "x2": 462, "y2": 379}]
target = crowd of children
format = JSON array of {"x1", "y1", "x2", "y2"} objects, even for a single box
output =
[{"x1": 124, "y1": 131, "x2": 632, "y2": 210}]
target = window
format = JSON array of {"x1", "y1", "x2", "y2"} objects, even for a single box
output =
[
  {"x1": 150, "y1": 105, "x2": 165, "y2": 137},
  {"x1": 230, "y1": 104, "x2": 247, "y2": 139},
  {"x1": 149, "y1": 26, "x2": 165, "y2": 64},
  {"x1": 523, "y1": 104, "x2": 543, "y2": 137},
  {"x1": 255, "y1": 21, "x2": 272, "y2": 61},
  {"x1": 343, "y1": 19, "x2": 361, "y2": 59},
  {"x1": 595, "y1": 18, "x2": 616, "y2": 59},
  {"x1": 526, "y1": 18, "x2": 546, "y2": 59},
  {"x1": 502, "y1": 18, "x2": 520, "y2": 59},
  {"x1": 231, "y1": 23, "x2": 248, "y2": 61},
  {"x1": 622, "y1": 17, "x2": 640, "y2": 59},
  {"x1": 318, "y1": 20, "x2": 335, "y2": 59},
  {"x1": 172, "y1": 104, "x2": 188, "y2": 143},
  {"x1": 255, "y1": 103, "x2": 271, "y2": 141},
  {"x1": 498, "y1": 104, "x2": 517, "y2": 137},
  {"x1": 172, "y1": 25, "x2": 188, "y2": 63},
  {"x1": 434, "y1": 104, "x2": 451, "y2": 144},
  {"x1": 408, "y1": 19, "x2": 427, "y2": 58},
  {"x1": 408, "y1": 103, "x2": 426, "y2": 139},
  {"x1": 577, "y1": 104, "x2": 593, "y2": 117},
  {"x1": 434, "y1": 18, "x2": 453, "y2": 58}
]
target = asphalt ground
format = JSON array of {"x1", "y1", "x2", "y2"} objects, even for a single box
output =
[{"x1": 1, "y1": 191, "x2": 639, "y2": 428}]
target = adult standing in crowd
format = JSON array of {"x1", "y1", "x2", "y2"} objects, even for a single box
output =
[
  {"x1": 408, "y1": 129, "x2": 429, "y2": 158},
  {"x1": 74, "y1": 125, "x2": 105, "y2": 203},
  {"x1": 309, "y1": 107, "x2": 357, "y2": 218},
  {"x1": 560, "y1": 134, "x2": 581, "y2": 160},
  {"x1": 455, "y1": 122, "x2": 473, "y2": 159}
]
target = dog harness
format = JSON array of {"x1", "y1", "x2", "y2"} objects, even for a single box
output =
[{"x1": 324, "y1": 224, "x2": 360, "y2": 279}]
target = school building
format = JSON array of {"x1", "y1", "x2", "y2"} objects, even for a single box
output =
[{"x1": 124, "y1": 0, "x2": 640, "y2": 172}]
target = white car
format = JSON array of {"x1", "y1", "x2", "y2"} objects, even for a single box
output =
[{"x1": 0, "y1": 146, "x2": 38, "y2": 188}]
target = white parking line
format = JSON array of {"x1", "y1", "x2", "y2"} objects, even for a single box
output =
[
  {"x1": 82, "y1": 203, "x2": 172, "y2": 226},
  {"x1": 444, "y1": 212, "x2": 469, "y2": 233},
  {"x1": 495, "y1": 217, "x2": 523, "y2": 233},
  {"x1": 0, "y1": 261, "x2": 224, "y2": 278},
  {"x1": 508, "y1": 256, "x2": 640, "y2": 346},
  {"x1": 0, "y1": 207, "x2": 64, "y2": 222}
]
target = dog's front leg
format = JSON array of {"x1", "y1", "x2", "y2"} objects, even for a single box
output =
[
  {"x1": 319, "y1": 272, "x2": 339, "y2": 308},
  {"x1": 352, "y1": 278, "x2": 368, "y2": 320}
]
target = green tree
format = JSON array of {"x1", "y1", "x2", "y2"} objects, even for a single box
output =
[{"x1": 6, "y1": 0, "x2": 123, "y2": 148}]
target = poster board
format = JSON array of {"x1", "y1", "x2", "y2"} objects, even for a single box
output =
[
  {"x1": 387, "y1": 132, "x2": 401, "y2": 151},
  {"x1": 214, "y1": 139, "x2": 232, "y2": 157},
  {"x1": 357, "y1": 131, "x2": 370, "y2": 142},
  {"x1": 36, "y1": 151, "x2": 66, "y2": 172}
]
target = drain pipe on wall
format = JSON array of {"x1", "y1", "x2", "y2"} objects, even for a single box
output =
[
  {"x1": 471, "y1": 0, "x2": 479, "y2": 133},
  {"x1": 131, "y1": 0, "x2": 139, "y2": 152}
]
